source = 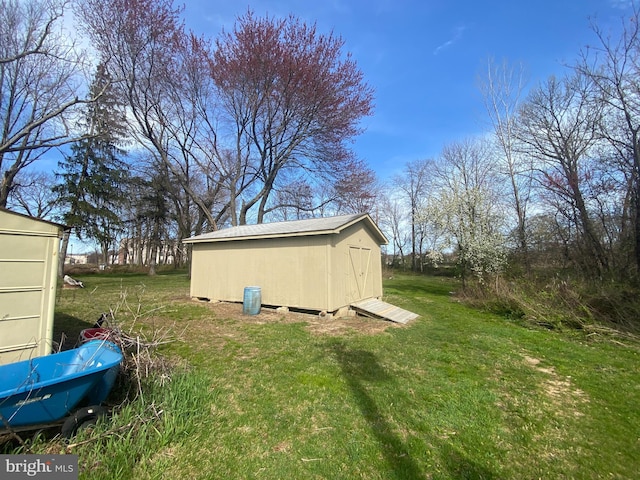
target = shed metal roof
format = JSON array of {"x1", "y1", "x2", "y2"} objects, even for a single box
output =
[
  {"x1": 0, "y1": 207, "x2": 67, "y2": 236},
  {"x1": 184, "y1": 213, "x2": 388, "y2": 245}
]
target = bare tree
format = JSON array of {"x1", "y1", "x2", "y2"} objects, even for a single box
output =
[
  {"x1": 378, "y1": 190, "x2": 409, "y2": 268},
  {"x1": 6, "y1": 170, "x2": 60, "y2": 218},
  {"x1": 479, "y1": 58, "x2": 533, "y2": 269},
  {"x1": 576, "y1": 7, "x2": 640, "y2": 277},
  {"x1": 0, "y1": 0, "x2": 89, "y2": 207},
  {"x1": 155, "y1": 32, "x2": 232, "y2": 234},
  {"x1": 516, "y1": 73, "x2": 609, "y2": 276},
  {"x1": 393, "y1": 159, "x2": 433, "y2": 271},
  {"x1": 270, "y1": 176, "x2": 315, "y2": 221},
  {"x1": 79, "y1": 0, "x2": 220, "y2": 232},
  {"x1": 329, "y1": 158, "x2": 379, "y2": 215},
  {"x1": 266, "y1": 158, "x2": 378, "y2": 220}
]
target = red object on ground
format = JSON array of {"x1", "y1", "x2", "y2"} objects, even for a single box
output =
[{"x1": 78, "y1": 328, "x2": 113, "y2": 345}]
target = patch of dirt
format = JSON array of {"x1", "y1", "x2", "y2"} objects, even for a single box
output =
[
  {"x1": 522, "y1": 354, "x2": 589, "y2": 417},
  {"x1": 192, "y1": 299, "x2": 400, "y2": 336},
  {"x1": 492, "y1": 353, "x2": 592, "y2": 474}
]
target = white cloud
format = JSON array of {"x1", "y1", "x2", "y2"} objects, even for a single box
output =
[
  {"x1": 609, "y1": 0, "x2": 638, "y2": 9},
  {"x1": 433, "y1": 25, "x2": 467, "y2": 55}
]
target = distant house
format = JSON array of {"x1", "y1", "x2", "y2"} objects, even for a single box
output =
[
  {"x1": 65, "y1": 253, "x2": 90, "y2": 265},
  {"x1": 184, "y1": 213, "x2": 388, "y2": 313},
  {"x1": 0, "y1": 208, "x2": 65, "y2": 364}
]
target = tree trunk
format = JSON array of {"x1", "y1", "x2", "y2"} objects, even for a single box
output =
[
  {"x1": 568, "y1": 166, "x2": 609, "y2": 276},
  {"x1": 411, "y1": 200, "x2": 417, "y2": 272},
  {"x1": 634, "y1": 170, "x2": 640, "y2": 278},
  {"x1": 58, "y1": 229, "x2": 71, "y2": 278},
  {"x1": 149, "y1": 250, "x2": 157, "y2": 275}
]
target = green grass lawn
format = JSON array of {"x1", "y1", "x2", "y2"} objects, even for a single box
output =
[{"x1": 7, "y1": 272, "x2": 640, "y2": 479}]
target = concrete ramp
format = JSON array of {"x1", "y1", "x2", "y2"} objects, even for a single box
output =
[{"x1": 350, "y1": 298, "x2": 419, "y2": 324}]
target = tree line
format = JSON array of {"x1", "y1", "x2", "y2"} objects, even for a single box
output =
[
  {"x1": 1, "y1": 0, "x2": 375, "y2": 273},
  {"x1": 3, "y1": 0, "x2": 640, "y2": 292},
  {"x1": 382, "y1": 9, "x2": 640, "y2": 288}
]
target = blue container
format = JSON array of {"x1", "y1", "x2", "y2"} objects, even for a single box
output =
[
  {"x1": 0, "y1": 340, "x2": 123, "y2": 428},
  {"x1": 243, "y1": 286, "x2": 261, "y2": 315}
]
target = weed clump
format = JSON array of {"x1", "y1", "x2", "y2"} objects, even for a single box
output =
[{"x1": 458, "y1": 276, "x2": 640, "y2": 339}]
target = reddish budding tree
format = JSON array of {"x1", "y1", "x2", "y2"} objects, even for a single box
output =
[
  {"x1": 79, "y1": 1, "x2": 375, "y2": 240},
  {"x1": 332, "y1": 158, "x2": 379, "y2": 215},
  {"x1": 211, "y1": 11, "x2": 375, "y2": 224}
]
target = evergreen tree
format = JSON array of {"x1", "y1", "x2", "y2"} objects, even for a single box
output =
[{"x1": 55, "y1": 63, "x2": 129, "y2": 273}]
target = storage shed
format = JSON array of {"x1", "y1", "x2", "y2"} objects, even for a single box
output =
[
  {"x1": 184, "y1": 213, "x2": 388, "y2": 313},
  {"x1": 0, "y1": 208, "x2": 64, "y2": 365}
]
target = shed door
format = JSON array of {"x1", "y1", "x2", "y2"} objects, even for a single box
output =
[{"x1": 348, "y1": 246, "x2": 372, "y2": 302}]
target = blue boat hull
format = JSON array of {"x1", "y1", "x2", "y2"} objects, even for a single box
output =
[{"x1": 0, "y1": 340, "x2": 123, "y2": 428}]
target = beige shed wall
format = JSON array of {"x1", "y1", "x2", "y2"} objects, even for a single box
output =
[
  {"x1": 190, "y1": 234, "x2": 331, "y2": 311},
  {"x1": 189, "y1": 220, "x2": 384, "y2": 312},
  {"x1": 0, "y1": 210, "x2": 61, "y2": 365}
]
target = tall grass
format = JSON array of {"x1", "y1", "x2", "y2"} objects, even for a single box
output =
[
  {"x1": 460, "y1": 274, "x2": 640, "y2": 336},
  {"x1": 72, "y1": 369, "x2": 214, "y2": 479}
]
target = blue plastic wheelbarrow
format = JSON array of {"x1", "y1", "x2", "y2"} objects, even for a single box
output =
[{"x1": 0, "y1": 340, "x2": 123, "y2": 437}]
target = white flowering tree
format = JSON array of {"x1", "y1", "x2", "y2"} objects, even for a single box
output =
[{"x1": 419, "y1": 139, "x2": 508, "y2": 284}]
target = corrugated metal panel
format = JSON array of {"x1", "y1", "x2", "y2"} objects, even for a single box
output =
[
  {"x1": 0, "y1": 209, "x2": 61, "y2": 365},
  {"x1": 350, "y1": 298, "x2": 419, "y2": 324}
]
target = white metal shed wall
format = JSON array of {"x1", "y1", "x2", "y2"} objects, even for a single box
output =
[{"x1": 0, "y1": 209, "x2": 62, "y2": 365}]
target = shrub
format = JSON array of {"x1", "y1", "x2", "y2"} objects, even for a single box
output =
[{"x1": 459, "y1": 275, "x2": 640, "y2": 334}]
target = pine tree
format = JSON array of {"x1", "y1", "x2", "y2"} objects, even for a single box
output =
[{"x1": 55, "y1": 63, "x2": 129, "y2": 273}]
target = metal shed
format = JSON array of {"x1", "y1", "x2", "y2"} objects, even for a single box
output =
[
  {"x1": 0, "y1": 208, "x2": 64, "y2": 365},
  {"x1": 184, "y1": 213, "x2": 388, "y2": 313}
]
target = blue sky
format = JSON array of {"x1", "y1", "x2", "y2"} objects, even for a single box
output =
[{"x1": 181, "y1": 0, "x2": 635, "y2": 178}]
